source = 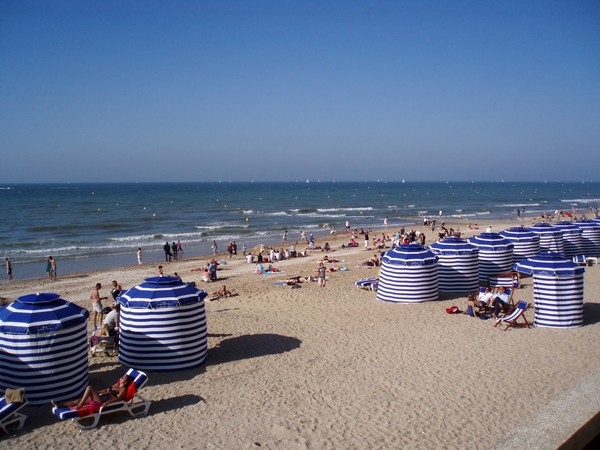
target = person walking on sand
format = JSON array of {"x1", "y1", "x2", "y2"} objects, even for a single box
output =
[
  {"x1": 50, "y1": 256, "x2": 57, "y2": 280},
  {"x1": 136, "y1": 247, "x2": 143, "y2": 265},
  {"x1": 212, "y1": 240, "x2": 218, "y2": 255},
  {"x1": 91, "y1": 283, "x2": 108, "y2": 329},
  {"x1": 46, "y1": 257, "x2": 52, "y2": 280},
  {"x1": 281, "y1": 230, "x2": 288, "y2": 244},
  {"x1": 163, "y1": 241, "x2": 172, "y2": 262},
  {"x1": 318, "y1": 262, "x2": 327, "y2": 287},
  {"x1": 5, "y1": 257, "x2": 13, "y2": 282}
]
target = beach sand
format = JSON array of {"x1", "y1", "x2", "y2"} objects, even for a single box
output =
[{"x1": 1, "y1": 218, "x2": 599, "y2": 449}]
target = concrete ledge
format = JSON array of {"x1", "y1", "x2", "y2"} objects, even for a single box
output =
[{"x1": 495, "y1": 368, "x2": 600, "y2": 450}]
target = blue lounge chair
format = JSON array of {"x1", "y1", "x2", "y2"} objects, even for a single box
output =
[
  {"x1": 52, "y1": 368, "x2": 151, "y2": 431},
  {"x1": 355, "y1": 277, "x2": 379, "y2": 291},
  {"x1": 0, "y1": 394, "x2": 28, "y2": 434},
  {"x1": 494, "y1": 301, "x2": 530, "y2": 331}
]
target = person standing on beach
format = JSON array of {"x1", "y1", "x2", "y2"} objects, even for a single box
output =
[
  {"x1": 299, "y1": 231, "x2": 307, "y2": 243},
  {"x1": 91, "y1": 283, "x2": 108, "y2": 329},
  {"x1": 46, "y1": 257, "x2": 52, "y2": 279},
  {"x1": 136, "y1": 247, "x2": 143, "y2": 265},
  {"x1": 50, "y1": 256, "x2": 57, "y2": 280},
  {"x1": 364, "y1": 231, "x2": 369, "y2": 249},
  {"x1": 177, "y1": 240, "x2": 184, "y2": 256},
  {"x1": 318, "y1": 262, "x2": 326, "y2": 287},
  {"x1": 345, "y1": 220, "x2": 350, "y2": 234},
  {"x1": 163, "y1": 242, "x2": 172, "y2": 262},
  {"x1": 5, "y1": 258, "x2": 12, "y2": 282},
  {"x1": 384, "y1": 216, "x2": 389, "y2": 228},
  {"x1": 171, "y1": 242, "x2": 178, "y2": 260},
  {"x1": 281, "y1": 230, "x2": 288, "y2": 244},
  {"x1": 242, "y1": 243, "x2": 247, "y2": 255},
  {"x1": 212, "y1": 240, "x2": 218, "y2": 255}
]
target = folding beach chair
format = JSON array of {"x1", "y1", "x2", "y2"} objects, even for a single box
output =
[
  {"x1": 0, "y1": 394, "x2": 28, "y2": 434},
  {"x1": 52, "y1": 368, "x2": 151, "y2": 431},
  {"x1": 494, "y1": 301, "x2": 530, "y2": 331}
]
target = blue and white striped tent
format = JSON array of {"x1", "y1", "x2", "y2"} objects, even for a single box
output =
[
  {"x1": 553, "y1": 222, "x2": 583, "y2": 258},
  {"x1": 499, "y1": 227, "x2": 540, "y2": 263},
  {"x1": 376, "y1": 244, "x2": 438, "y2": 303},
  {"x1": 0, "y1": 293, "x2": 89, "y2": 405},
  {"x1": 467, "y1": 233, "x2": 514, "y2": 285},
  {"x1": 118, "y1": 277, "x2": 208, "y2": 371},
  {"x1": 429, "y1": 237, "x2": 478, "y2": 293},
  {"x1": 574, "y1": 220, "x2": 600, "y2": 258},
  {"x1": 514, "y1": 253, "x2": 585, "y2": 328},
  {"x1": 529, "y1": 222, "x2": 564, "y2": 255}
]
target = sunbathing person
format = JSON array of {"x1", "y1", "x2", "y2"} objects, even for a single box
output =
[
  {"x1": 465, "y1": 293, "x2": 478, "y2": 317},
  {"x1": 209, "y1": 285, "x2": 233, "y2": 300},
  {"x1": 476, "y1": 287, "x2": 493, "y2": 309},
  {"x1": 53, "y1": 374, "x2": 135, "y2": 410}
]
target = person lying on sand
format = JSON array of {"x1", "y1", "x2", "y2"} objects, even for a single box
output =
[{"x1": 208, "y1": 285, "x2": 235, "y2": 301}]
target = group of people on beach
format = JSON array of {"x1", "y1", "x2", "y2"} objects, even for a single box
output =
[{"x1": 163, "y1": 241, "x2": 184, "y2": 262}]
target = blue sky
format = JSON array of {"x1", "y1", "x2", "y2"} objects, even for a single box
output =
[{"x1": 1, "y1": 1, "x2": 599, "y2": 183}]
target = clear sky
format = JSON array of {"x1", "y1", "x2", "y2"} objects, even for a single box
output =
[{"x1": 1, "y1": 1, "x2": 599, "y2": 183}]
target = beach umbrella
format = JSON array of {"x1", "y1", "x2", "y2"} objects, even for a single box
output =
[
  {"x1": 376, "y1": 244, "x2": 438, "y2": 303},
  {"x1": 553, "y1": 222, "x2": 583, "y2": 258},
  {"x1": 0, "y1": 293, "x2": 89, "y2": 405},
  {"x1": 499, "y1": 227, "x2": 540, "y2": 263},
  {"x1": 529, "y1": 222, "x2": 564, "y2": 255},
  {"x1": 118, "y1": 277, "x2": 208, "y2": 371},
  {"x1": 467, "y1": 233, "x2": 514, "y2": 285},
  {"x1": 429, "y1": 237, "x2": 478, "y2": 293},
  {"x1": 573, "y1": 220, "x2": 600, "y2": 258},
  {"x1": 514, "y1": 253, "x2": 585, "y2": 328}
]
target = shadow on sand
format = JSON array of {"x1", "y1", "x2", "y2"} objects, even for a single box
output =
[{"x1": 207, "y1": 333, "x2": 302, "y2": 367}]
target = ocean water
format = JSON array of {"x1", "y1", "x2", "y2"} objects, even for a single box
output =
[{"x1": 1, "y1": 181, "x2": 599, "y2": 282}]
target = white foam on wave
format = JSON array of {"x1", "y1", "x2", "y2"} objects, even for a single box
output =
[
  {"x1": 501, "y1": 203, "x2": 540, "y2": 207},
  {"x1": 317, "y1": 207, "x2": 374, "y2": 212},
  {"x1": 195, "y1": 223, "x2": 250, "y2": 230},
  {"x1": 561, "y1": 198, "x2": 600, "y2": 204}
]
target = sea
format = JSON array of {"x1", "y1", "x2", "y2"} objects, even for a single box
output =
[{"x1": 1, "y1": 181, "x2": 599, "y2": 282}]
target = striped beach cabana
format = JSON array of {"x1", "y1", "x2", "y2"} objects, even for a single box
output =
[
  {"x1": 529, "y1": 222, "x2": 564, "y2": 255},
  {"x1": 376, "y1": 244, "x2": 438, "y2": 303},
  {"x1": 429, "y1": 237, "x2": 478, "y2": 293},
  {"x1": 553, "y1": 221, "x2": 583, "y2": 259},
  {"x1": 574, "y1": 220, "x2": 600, "y2": 258},
  {"x1": 0, "y1": 293, "x2": 89, "y2": 405},
  {"x1": 499, "y1": 227, "x2": 540, "y2": 263},
  {"x1": 514, "y1": 253, "x2": 585, "y2": 328},
  {"x1": 467, "y1": 233, "x2": 514, "y2": 285},
  {"x1": 118, "y1": 277, "x2": 208, "y2": 371}
]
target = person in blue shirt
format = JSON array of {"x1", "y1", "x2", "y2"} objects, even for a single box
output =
[{"x1": 491, "y1": 287, "x2": 510, "y2": 318}]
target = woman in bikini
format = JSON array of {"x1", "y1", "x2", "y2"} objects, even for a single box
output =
[{"x1": 54, "y1": 374, "x2": 134, "y2": 410}]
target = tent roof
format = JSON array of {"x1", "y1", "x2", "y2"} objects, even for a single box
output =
[
  {"x1": 0, "y1": 292, "x2": 89, "y2": 334},
  {"x1": 513, "y1": 252, "x2": 585, "y2": 276},
  {"x1": 382, "y1": 244, "x2": 437, "y2": 266},
  {"x1": 429, "y1": 237, "x2": 478, "y2": 255},
  {"x1": 467, "y1": 232, "x2": 514, "y2": 250},
  {"x1": 119, "y1": 276, "x2": 207, "y2": 308}
]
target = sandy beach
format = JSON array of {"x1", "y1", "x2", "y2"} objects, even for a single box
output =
[{"x1": 1, "y1": 218, "x2": 599, "y2": 449}]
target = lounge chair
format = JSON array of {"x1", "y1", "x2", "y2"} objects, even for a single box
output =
[
  {"x1": 573, "y1": 255, "x2": 597, "y2": 266},
  {"x1": 0, "y1": 394, "x2": 28, "y2": 434},
  {"x1": 355, "y1": 277, "x2": 379, "y2": 291},
  {"x1": 52, "y1": 368, "x2": 151, "y2": 431},
  {"x1": 90, "y1": 335, "x2": 118, "y2": 357},
  {"x1": 494, "y1": 301, "x2": 530, "y2": 331}
]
